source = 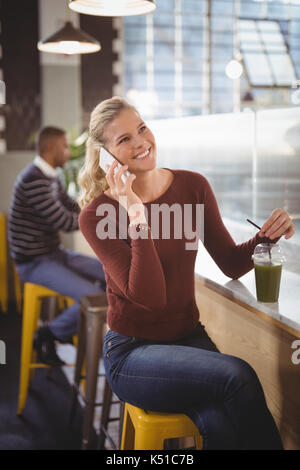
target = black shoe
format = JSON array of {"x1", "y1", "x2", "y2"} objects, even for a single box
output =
[
  {"x1": 58, "y1": 336, "x2": 74, "y2": 345},
  {"x1": 33, "y1": 326, "x2": 65, "y2": 367}
]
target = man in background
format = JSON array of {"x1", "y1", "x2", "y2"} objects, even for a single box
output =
[{"x1": 8, "y1": 126, "x2": 106, "y2": 366}]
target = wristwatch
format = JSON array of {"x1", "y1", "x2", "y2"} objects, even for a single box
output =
[
  {"x1": 128, "y1": 222, "x2": 150, "y2": 237},
  {"x1": 136, "y1": 222, "x2": 149, "y2": 232}
]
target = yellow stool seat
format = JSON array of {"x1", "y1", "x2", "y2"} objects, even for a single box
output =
[
  {"x1": 17, "y1": 282, "x2": 75, "y2": 415},
  {"x1": 121, "y1": 402, "x2": 203, "y2": 450}
]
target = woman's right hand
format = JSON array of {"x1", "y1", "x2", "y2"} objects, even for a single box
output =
[{"x1": 105, "y1": 161, "x2": 146, "y2": 223}]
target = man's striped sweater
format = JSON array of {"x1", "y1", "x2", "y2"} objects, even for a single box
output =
[{"x1": 8, "y1": 162, "x2": 80, "y2": 264}]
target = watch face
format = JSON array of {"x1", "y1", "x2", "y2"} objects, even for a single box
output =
[
  {"x1": 128, "y1": 222, "x2": 150, "y2": 240},
  {"x1": 137, "y1": 223, "x2": 149, "y2": 230}
]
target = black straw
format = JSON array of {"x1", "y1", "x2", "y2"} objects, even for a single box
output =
[
  {"x1": 246, "y1": 218, "x2": 262, "y2": 231},
  {"x1": 246, "y1": 218, "x2": 272, "y2": 261}
]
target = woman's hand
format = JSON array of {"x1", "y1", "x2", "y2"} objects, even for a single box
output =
[
  {"x1": 105, "y1": 161, "x2": 146, "y2": 223},
  {"x1": 258, "y1": 208, "x2": 295, "y2": 240}
]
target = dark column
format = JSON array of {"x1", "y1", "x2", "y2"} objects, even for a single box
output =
[
  {"x1": 0, "y1": 0, "x2": 41, "y2": 150},
  {"x1": 80, "y1": 15, "x2": 118, "y2": 130}
]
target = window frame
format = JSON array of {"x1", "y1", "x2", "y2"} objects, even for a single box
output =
[{"x1": 238, "y1": 17, "x2": 299, "y2": 89}]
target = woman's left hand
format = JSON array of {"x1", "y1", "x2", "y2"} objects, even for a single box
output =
[{"x1": 258, "y1": 208, "x2": 295, "y2": 240}]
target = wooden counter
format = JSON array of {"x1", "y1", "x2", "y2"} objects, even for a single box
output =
[{"x1": 194, "y1": 243, "x2": 300, "y2": 450}]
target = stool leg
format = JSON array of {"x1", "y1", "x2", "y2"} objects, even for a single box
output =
[
  {"x1": 14, "y1": 264, "x2": 22, "y2": 314},
  {"x1": 195, "y1": 435, "x2": 203, "y2": 449},
  {"x1": 120, "y1": 405, "x2": 133, "y2": 450},
  {"x1": 17, "y1": 287, "x2": 39, "y2": 415},
  {"x1": 119, "y1": 400, "x2": 125, "y2": 449},
  {"x1": 81, "y1": 311, "x2": 104, "y2": 450},
  {"x1": 98, "y1": 377, "x2": 113, "y2": 449},
  {"x1": 29, "y1": 296, "x2": 42, "y2": 383},
  {"x1": 69, "y1": 309, "x2": 87, "y2": 423}
]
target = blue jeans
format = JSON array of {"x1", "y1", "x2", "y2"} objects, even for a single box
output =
[
  {"x1": 16, "y1": 246, "x2": 106, "y2": 342},
  {"x1": 103, "y1": 324, "x2": 283, "y2": 450}
]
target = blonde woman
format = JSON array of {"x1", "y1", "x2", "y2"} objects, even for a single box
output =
[{"x1": 78, "y1": 96, "x2": 294, "y2": 449}]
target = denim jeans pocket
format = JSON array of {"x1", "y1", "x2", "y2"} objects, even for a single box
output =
[{"x1": 104, "y1": 331, "x2": 136, "y2": 359}]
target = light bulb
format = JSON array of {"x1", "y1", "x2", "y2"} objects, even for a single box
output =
[{"x1": 225, "y1": 60, "x2": 243, "y2": 80}]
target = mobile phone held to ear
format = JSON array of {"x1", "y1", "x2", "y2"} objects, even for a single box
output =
[{"x1": 99, "y1": 147, "x2": 131, "y2": 184}]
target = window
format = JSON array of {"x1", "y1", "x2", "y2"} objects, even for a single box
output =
[
  {"x1": 123, "y1": 1, "x2": 233, "y2": 118},
  {"x1": 121, "y1": 2, "x2": 300, "y2": 256},
  {"x1": 122, "y1": 0, "x2": 300, "y2": 118},
  {"x1": 239, "y1": 19, "x2": 297, "y2": 87}
]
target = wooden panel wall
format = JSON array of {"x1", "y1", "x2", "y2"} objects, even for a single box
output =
[{"x1": 1, "y1": 0, "x2": 40, "y2": 150}]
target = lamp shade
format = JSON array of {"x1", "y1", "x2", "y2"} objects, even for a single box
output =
[
  {"x1": 69, "y1": 0, "x2": 156, "y2": 16},
  {"x1": 37, "y1": 21, "x2": 101, "y2": 55}
]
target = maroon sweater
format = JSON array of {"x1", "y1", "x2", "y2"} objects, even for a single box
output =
[{"x1": 79, "y1": 169, "x2": 274, "y2": 341}]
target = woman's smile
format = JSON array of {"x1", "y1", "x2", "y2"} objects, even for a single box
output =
[{"x1": 133, "y1": 146, "x2": 152, "y2": 160}]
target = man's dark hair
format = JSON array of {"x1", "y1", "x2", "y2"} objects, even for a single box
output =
[{"x1": 36, "y1": 126, "x2": 66, "y2": 155}]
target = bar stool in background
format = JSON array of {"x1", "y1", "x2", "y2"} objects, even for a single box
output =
[
  {"x1": 69, "y1": 293, "x2": 122, "y2": 450},
  {"x1": 13, "y1": 264, "x2": 22, "y2": 314},
  {"x1": 0, "y1": 213, "x2": 8, "y2": 313},
  {"x1": 17, "y1": 282, "x2": 75, "y2": 415},
  {"x1": 0, "y1": 212, "x2": 23, "y2": 314}
]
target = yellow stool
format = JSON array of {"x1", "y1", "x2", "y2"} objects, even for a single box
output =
[
  {"x1": 0, "y1": 212, "x2": 24, "y2": 314},
  {"x1": 0, "y1": 213, "x2": 8, "y2": 313},
  {"x1": 121, "y1": 403, "x2": 203, "y2": 450},
  {"x1": 17, "y1": 282, "x2": 75, "y2": 415},
  {"x1": 13, "y1": 264, "x2": 22, "y2": 313}
]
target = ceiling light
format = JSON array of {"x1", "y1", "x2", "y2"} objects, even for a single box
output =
[
  {"x1": 37, "y1": 21, "x2": 101, "y2": 55},
  {"x1": 225, "y1": 60, "x2": 243, "y2": 80},
  {"x1": 69, "y1": 0, "x2": 156, "y2": 17}
]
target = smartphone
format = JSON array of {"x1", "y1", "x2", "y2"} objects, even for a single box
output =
[{"x1": 99, "y1": 147, "x2": 131, "y2": 184}]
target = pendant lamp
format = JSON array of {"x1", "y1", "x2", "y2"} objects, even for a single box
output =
[
  {"x1": 37, "y1": 20, "x2": 101, "y2": 55},
  {"x1": 69, "y1": 0, "x2": 156, "y2": 16}
]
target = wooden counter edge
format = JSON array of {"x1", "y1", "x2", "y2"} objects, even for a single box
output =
[{"x1": 195, "y1": 274, "x2": 300, "y2": 340}]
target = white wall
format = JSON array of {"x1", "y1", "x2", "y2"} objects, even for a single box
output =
[
  {"x1": 0, "y1": 151, "x2": 34, "y2": 214},
  {"x1": 38, "y1": 0, "x2": 82, "y2": 132}
]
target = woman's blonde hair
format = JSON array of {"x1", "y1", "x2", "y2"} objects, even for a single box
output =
[{"x1": 77, "y1": 96, "x2": 137, "y2": 209}]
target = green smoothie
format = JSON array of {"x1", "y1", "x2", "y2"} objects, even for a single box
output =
[{"x1": 254, "y1": 262, "x2": 282, "y2": 302}]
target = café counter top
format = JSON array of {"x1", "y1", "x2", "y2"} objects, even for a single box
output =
[{"x1": 195, "y1": 242, "x2": 300, "y2": 339}]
